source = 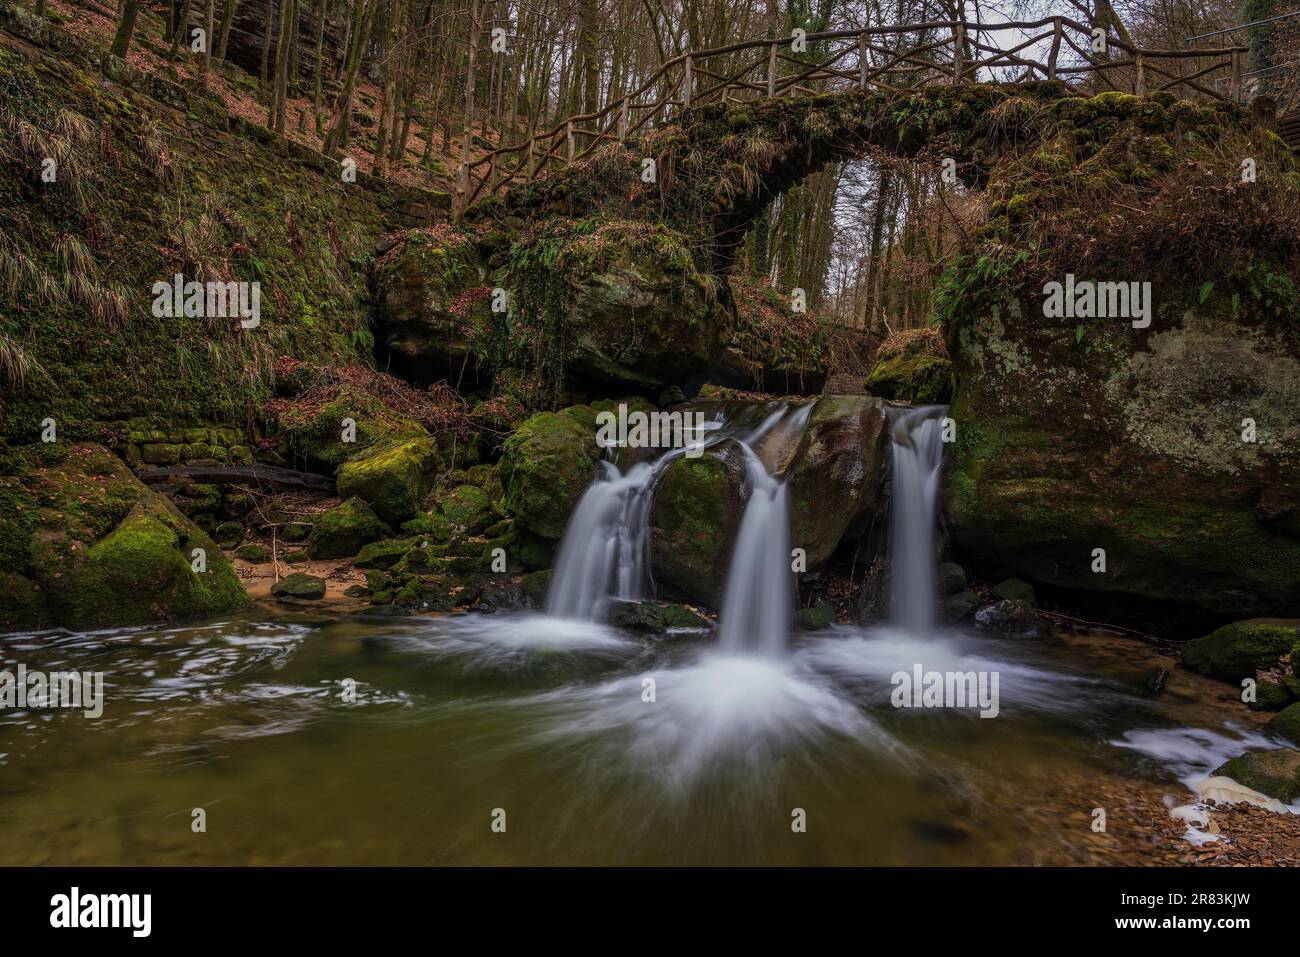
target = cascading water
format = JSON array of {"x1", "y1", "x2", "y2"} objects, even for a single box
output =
[
  {"x1": 886, "y1": 405, "x2": 949, "y2": 635},
  {"x1": 544, "y1": 459, "x2": 662, "y2": 620},
  {"x1": 545, "y1": 402, "x2": 813, "y2": 625},
  {"x1": 715, "y1": 444, "x2": 793, "y2": 657}
]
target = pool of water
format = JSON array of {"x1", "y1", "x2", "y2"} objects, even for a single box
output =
[{"x1": 0, "y1": 605, "x2": 1285, "y2": 865}]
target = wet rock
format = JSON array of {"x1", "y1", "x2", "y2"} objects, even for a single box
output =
[
  {"x1": 439, "y1": 485, "x2": 494, "y2": 534},
  {"x1": 1181, "y1": 619, "x2": 1300, "y2": 683},
  {"x1": 795, "y1": 601, "x2": 835, "y2": 630},
  {"x1": 974, "y1": 599, "x2": 1049, "y2": 639},
  {"x1": 1266, "y1": 703, "x2": 1300, "y2": 746},
  {"x1": 942, "y1": 589, "x2": 981, "y2": 623},
  {"x1": 520, "y1": 569, "x2": 552, "y2": 606},
  {"x1": 1213, "y1": 748, "x2": 1300, "y2": 803},
  {"x1": 271, "y1": 573, "x2": 326, "y2": 600},
  {"x1": 306, "y1": 497, "x2": 393, "y2": 560},
  {"x1": 785, "y1": 395, "x2": 889, "y2": 571},
  {"x1": 610, "y1": 599, "x2": 709, "y2": 633},
  {"x1": 992, "y1": 577, "x2": 1035, "y2": 604},
  {"x1": 938, "y1": 562, "x2": 967, "y2": 595},
  {"x1": 213, "y1": 521, "x2": 244, "y2": 548},
  {"x1": 650, "y1": 444, "x2": 749, "y2": 605}
]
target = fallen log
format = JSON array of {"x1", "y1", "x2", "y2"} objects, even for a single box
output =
[{"x1": 134, "y1": 464, "x2": 336, "y2": 491}]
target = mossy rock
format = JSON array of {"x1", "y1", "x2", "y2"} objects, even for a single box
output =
[
  {"x1": 1250, "y1": 679, "x2": 1295, "y2": 712},
  {"x1": 1266, "y1": 703, "x2": 1300, "y2": 747},
  {"x1": 1212, "y1": 748, "x2": 1300, "y2": 802},
  {"x1": 271, "y1": 572, "x2": 327, "y2": 600},
  {"x1": 0, "y1": 571, "x2": 48, "y2": 630},
  {"x1": 1181, "y1": 619, "x2": 1300, "y2": 683},
  {"x1": 353, "y1": 538, "x2": 417, "y2": 570},
  {"x1": 650, "y1": 447, "x2": 748, "y2": 605},
  {"x1": 865, "y1": 328, "x2": 953, "y2": 403},
  {"x1": 795, "y1": 601, "x2": 835, "y2": 630},
  {"x1": 1, "y1": 444, "x2": 247, "y2": 629},
  {"x1": 499, "y1": 407, "x2": 600, "y2": 540},
  {"x1": 992, "y1": 578, "x2": 1035, "y2": 604},
  {"x1": 440, "y1": 484, "x2": 493, "y2": 533},
  {"x1": 283, "y1": 549, "x2": 309, "y2": 564},
  {"x1": 521, "y1": 569, "x2": 552, "y2": 605},
  {"x1": 306, "y1": 497, "x2": 393, "y2": 560},
  {"x1": 610, "y1": 599, "x2": 709, "y2": 632},
  {"x1": 235, "y1": 543, "x2": 271, "y2": 563},
  {"x1": 336, "y1": 435, "x2": 441, "y2": 525}
]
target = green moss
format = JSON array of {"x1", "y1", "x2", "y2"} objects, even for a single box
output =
[
  {"x1": 306, "y1": 497, "x2": 393, "y2": 560},
  {"x1": 336, "y1": 434, "x2": 440, "y2": 525},
  {"x1": 1182, "y1": 620, "x2": 1300, "y2": 682},
  {"x1": 499, "y1": 408, "x2": 599, "y2": 539},
  {"x1": 1213, "y1": 748, "x2": 1300, "y2": 801}
]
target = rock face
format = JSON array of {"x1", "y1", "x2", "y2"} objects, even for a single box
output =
[
  {"x1": 947, "y1": 301, "x2": 1300, "y2": 636},
  {"x1": 975, "y1": 599, "x2": 1050, "y2": 640},
  {"x1": 865, "y1": 328, "x2": 953, "y2": 403},
  {"x1": 1213, "y1": 748, "x2": 1300, "y2": 802},
  {"x1": 374, "y1": 226, "x2": 487, "y2": 384},
  {"x1": 0, "y1": 444, "x2": 248, "y2": 629},
  {"x1": 785, "y1": 396, "x2": 889, "y2": 570},
  {"x1": 1181, "y1": 619, "x2": 1300, "y2": 682},
  {"x1": 651, "y1": 444, "x2": 750, "y2": 605},
  {"x1": 1266, "y1": 703, "x2": 1300, "y2": 746}
]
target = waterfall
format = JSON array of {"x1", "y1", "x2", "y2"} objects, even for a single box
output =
[
  {"x1": 546, "y1": 401, "x2": 813, "y2": 625},
  {"x1": 886, "y1": 405, "x2": 948, "y2": 634},
  {"x1": 715, "y1": 444, "x2": 793, "y2": 657},
  {"x1": 545, "y1": 460, "x2": 663, "y2": 621}
]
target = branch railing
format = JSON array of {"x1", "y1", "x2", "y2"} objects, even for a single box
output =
[{"x1": 453, "y1": 16, "x2": 1248, "y2": 218}]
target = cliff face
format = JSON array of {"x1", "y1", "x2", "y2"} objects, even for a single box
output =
[{"x1": 938, "y1": 92, "x2": 1300, "y2": 634}]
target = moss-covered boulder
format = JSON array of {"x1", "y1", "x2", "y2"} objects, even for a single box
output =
[
  {"x1": 439, "y1": 484, "x2": 493, "y2": 533},
  {"x1": 270, "y1": 572, "x2": 327, "y2": 600},
  {"x1": 353, "y1": 537, "x2": 417, "y2": 570},
  {"x1": 1212, "y1": 748, "x2": 1300, "y2": 802},
  {"x1": 0, "y1": 444, "x2": 248, "y2": 629},
  {"x1": 1266, "y1": 703, "x2": 1300, "y2": 746},
  {"x1": 306, "y1": 497, "x2": 393, "y2": 560},
  {"x1": 866, "y1": 328, "x2": 954, "y2": 403},
  {"x1": 499, "y1": 407, "x2": 601, "y2": 541},
  {"x1": 374, "y1": 225, "x2": 488, "y2": 382},
  {"x1": 1181, "y1": 619, "x2": 1300, "y2": 683},
  {"x1": 785, "y1": 395, "x2": 888, "y2": 569},
  {"x1": 336, "y1": 435, "x2": 441, "y2": 525},
  {"x1": 796, "y1": 601, "x2": 835, "y2": 630},
  {"x1": 650, "y1": 445, "x2": 749, "y2": 604}
]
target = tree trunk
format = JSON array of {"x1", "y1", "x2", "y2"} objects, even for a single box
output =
[
  {"x1": 200, "y1": 0, "x2": 215, "y2": 73},
  {"x1": 214, "y1": 0, "x2": 242, "y2": 61},
  {"x1": 109, "y1": 1, "x2": 142, "y2": 59},
  {"x1": 323, "y1": 0, "x2": 377, "y2": 158},
  {"x1": 271, "y1": 0, "x2": 295, "y2": 132}
]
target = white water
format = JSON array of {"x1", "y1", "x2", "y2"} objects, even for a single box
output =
[
  {"x1": 716, "y1": 444, "x2": 793, "y2": 657},
  {"x1": 545, "y1": 402, "x2": 813, "y2": 625},
  {"x1": 887, "y1": 405, "x2": 948, "y2": 634}
]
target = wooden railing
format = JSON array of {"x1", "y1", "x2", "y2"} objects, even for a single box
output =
[{"x1": 453, "y1": 16, "x2": 1248, "y2": 218}]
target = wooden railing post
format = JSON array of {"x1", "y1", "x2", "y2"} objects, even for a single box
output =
[
  {"x1": 566, "y1": 121, "x2": 574, "y2": 161},
  {"x1": 952, "y1": 23, "x2": 964, "y2": 84},
  {"x1": 1048, "y1": 17, "x2": 1062, "y2": 81},
  {"x1": 1230, "y1": 49, "x2": 1243, "y2": 101},
  {"x1": 618, "y1": 97, "x2": 629, "y2": 142},
  {"x1": 1134, "y1": 53, "x2": 1146, "y2": 95},
  {"x1": 683, "y1": 54, "x2": 693, "y2": 108},
  {"x1": 859, "y1": 32, "x2": 868, "y2": 89},
  {"x1": 768, "y1": 41, "x2": 778, "y2": 97}
]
